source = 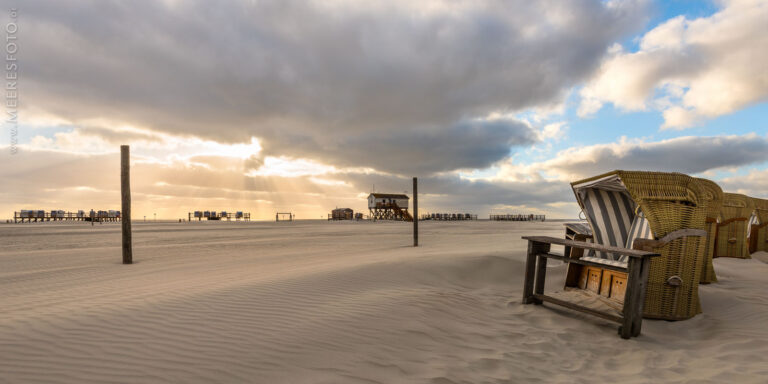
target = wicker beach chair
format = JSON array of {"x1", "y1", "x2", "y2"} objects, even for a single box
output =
[
  {"x1": 696, "y1": 178, "x2": 723, "y2": 284},
  {"x1": 715, "y1": 193, "x2": 755, "y2": 259},
  {"x1": 569, "y1": 171, "x2": 709, "y2": 320},
  {"x1": 748, "y1": 197, "x2": 768, "y2": 254},
  {"x1": 521, "y1": 171, "x2": 709, "y2": 338}
]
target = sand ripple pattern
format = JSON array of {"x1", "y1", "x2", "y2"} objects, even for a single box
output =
[{"x1": 0, "y1": 221, "x2": 766, "y2": 383}]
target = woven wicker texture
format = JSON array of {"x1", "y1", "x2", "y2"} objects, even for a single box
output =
[
  {"x1": 716, "y1": 193, "x2": 754, "y2": 259},
  {"x1": 572, "y1": 171, "x2": 707, "y2": 321},
  {"x1": 749, "y1": 197, "x2": 768, "y2": 253},
  {"x1": 696, "y1": 178, "x2": 722, "y2": 284}
]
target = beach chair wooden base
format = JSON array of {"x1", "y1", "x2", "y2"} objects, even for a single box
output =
[
  {"x1": 522, "y1": 230, "x2": 705, "y2": 338},
  {"x1": 522, "y1": 236, "x2": 660, "y2": 339}
]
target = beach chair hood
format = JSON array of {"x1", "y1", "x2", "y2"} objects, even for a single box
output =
[{"x1": 571, "y1": 170, "x2": 708, "y2": 320}]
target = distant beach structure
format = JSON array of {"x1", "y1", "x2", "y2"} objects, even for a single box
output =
[
  {"x1": 276, "y1": 212, "x2": 294, "y2": 222},
  {"x1": 329, "y1": 208, "x2": 354, "y2": 220},
  {"x1": 489, "y1": 214, "x2": 545, "y2": 222},
  {"x1": 14, "y1": 209, "x2": 120, "y2": 223},
  {"x1": 368, "y1": 193, "x2": 412, "y2": 221},
  {"x1": 188, "y1": 211, "x2": 251, "y2": 221},
  {"x1": 421, "y1": 213, "x2": 478, "y2": 221}
]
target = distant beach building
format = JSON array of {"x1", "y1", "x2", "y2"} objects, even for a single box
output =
[
  {"x1": 188, "y1": 211, "x2": 250, "y2": 221},
  {"x1": 368, "y1": 193, "x2": 412, "y2": 221},
  {"x1": 489, "y1": 213, "x2": 545, "y2": 222},
  {"x1": 329, "y1": 208, "x2": 354, "y2": 220},
  {"x1": 14, "y1": 209, "x2": 119, "y2": 223}
]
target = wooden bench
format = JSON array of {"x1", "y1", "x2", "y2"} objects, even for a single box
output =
[{"x1": 521, "y1": 236, "x2": 661, "y2": 339}]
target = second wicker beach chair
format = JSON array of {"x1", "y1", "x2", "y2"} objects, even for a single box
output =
[
  {"x1": 715, "y1": 193, "x2": 755, "y2": 259},
  {"x1": 696, "y1": 178, "x2": 723, "y2": 284}
]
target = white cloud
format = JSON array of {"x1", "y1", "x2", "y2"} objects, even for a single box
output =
[
  {"x1": 719, "y1": 168, "x2": 768, "y2": 197},
  {"x1": 579, "y1": 0, "x2": 768, "y2": 128},
  {"x1": 539, "y1": 122, "x2": 568, "y2": 141}
]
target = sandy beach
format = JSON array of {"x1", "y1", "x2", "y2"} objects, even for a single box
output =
[{"x1": 1, "y1": 220, "x2": 766, "y2": 383}]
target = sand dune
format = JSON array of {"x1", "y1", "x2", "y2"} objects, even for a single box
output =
[{"x1": 1, "y1": 221, "x2": 766, "y2": 383}]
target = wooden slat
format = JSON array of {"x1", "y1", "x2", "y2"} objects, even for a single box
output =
[
  {"x1": 633, "y1": 228, "x2": 707, "y2": 251},
  {"x1": 620, "y1": 257, "x2": 642, "y2": 339},
  {"x1": 537, "y1": 252, "x2": 628, "y2": 273},
  {"x1": 534, "y1": 254, "x2": 548, "y2": 299},
  {"x1": 632, "y1": 257, "x2": 651, "y2": 337},
  {"x1": 532, "y1": 294, "x2": 623, "y2": 324},
  {"x1": 522, "y1": 236, "x2": 660, "y2": 258},
  {"x1": 522, "y1": 242, "x2": 540, "y2": 304},
  {"x1": 564, "y1": 222, "x2": 592, "y2": 236}
]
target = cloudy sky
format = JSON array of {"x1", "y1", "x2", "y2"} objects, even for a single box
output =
[{"x1": 1, "y1": 0, "x2": 767, "y2": 220}]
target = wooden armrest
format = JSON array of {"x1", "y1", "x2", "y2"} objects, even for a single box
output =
[
  {"x1": 522, "y1": 236, "x2": 660, "y2": 259},
  {"x1": 632, "y1": 228, "x2": 707, "y2": 252}
]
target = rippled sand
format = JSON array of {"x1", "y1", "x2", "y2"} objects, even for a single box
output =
[{"x1": 1, "y1": 220, "x2": 766, "y2": 383}]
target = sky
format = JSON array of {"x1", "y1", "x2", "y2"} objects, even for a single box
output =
[{"x1": 1, "y1": 0, "x2": 767, "y2": 220}]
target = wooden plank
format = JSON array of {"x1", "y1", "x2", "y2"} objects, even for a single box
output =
[
  {"x1": 610, "y1": 273, "x2": 627, "y2": 301},
  {"x1": 600, "y1": 270, "x2": 612, "y2": 298},
  {"x1": 621, "y1": 256, "x2": 643, "y2": 339},
  {"x1": 586, "y1": 267, "x2": 602, "y2": 294},
  {"x1": 633, "y1": 229, "x2": 707, "y2": 252},
  {"x1": 533, "y1": 294, "x2": 623, "y2": 324},
  {"x1": 533, "y1": 249, "x2": 550, "y2": 302},
  {"x1": 121, "y1": 145, "x2": 133, "y2": 265},
  {"x1": 522, "y1": 236, "x2": 660, "y2": 258},
  {"x1": 537, "y1": 252, "x2": 629, "y2": 273},
  {"x1": 631, "y1": 256, "x2": 651, "y2": 337},
  {"x1": 564, "y1": 222, "x2": 592, "y2": 236},
  {"x1": 522, "y1": 241, "x2": 548, "y2": 304}
]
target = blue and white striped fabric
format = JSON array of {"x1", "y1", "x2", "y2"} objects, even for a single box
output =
[
  {"x1": 625, "y1": 210, "x2": 653, "y2": 251},
  {"x1": 581, "y1": 211, "x2": 651, "y2": 269},
  {"x1": 581, "y1": 255, "x2": 630, "y2": 268},
  {"x1": 580, "y1": 188, "x2": 636, "y2": 260}
]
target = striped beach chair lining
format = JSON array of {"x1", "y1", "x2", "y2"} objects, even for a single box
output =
[
  {"x1": 580, "y1": 206, "x2": 652, "y2": 269},
  {"x1": 581, "y1": 255, "x2": 629, "y2": 267},
  {"x1": 747, "y1": 213, "x2": 759, "y2": 238},
  {"x1": 625, "y1": 211, "x2": 653, "y2": 251},
  {"x1": 579, "y1": 188, "x2": 636, "y2": 261}
]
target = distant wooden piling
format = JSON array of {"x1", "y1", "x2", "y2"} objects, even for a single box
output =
[
  {"x1": 413, "y1": 177, "x2": 418, "y2": 247},
  {"x1": 121, "y1": 145, "x2": 133, "y2": 264}
]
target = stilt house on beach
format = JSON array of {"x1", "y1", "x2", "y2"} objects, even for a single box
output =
[{"x1": 368, "y1": 193, "x2": 413, "y2": 221}]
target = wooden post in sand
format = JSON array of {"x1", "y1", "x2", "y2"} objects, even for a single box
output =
[
  {"x1": 121, "y1": 145, "x2": 133, "y2": 264},
  {"x1": 413, "y1": 177, "x2": 418, "y2": 247}
]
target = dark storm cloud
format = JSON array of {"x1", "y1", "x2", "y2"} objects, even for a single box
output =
[
  {"x1": 543, "y1": 135, "x2": 768, "y2": 178},
  {"x1": 262, "y1": 118, "x2": 539, "y2": 174},
  {"x1": 18, "y1": 0, "x2": 648, "y2": 174}
]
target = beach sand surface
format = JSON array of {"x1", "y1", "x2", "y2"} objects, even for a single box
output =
[{"x1": 1, "y1": 220, "x2": 766, "y2": 383}]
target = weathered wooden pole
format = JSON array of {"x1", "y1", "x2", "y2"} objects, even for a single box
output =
[
  {"x1": 413, "y1": 177, "x2": 418, "y2": 247},
  {"x1": 121, "y1": 145, "x2": 133, "y2": 264}
]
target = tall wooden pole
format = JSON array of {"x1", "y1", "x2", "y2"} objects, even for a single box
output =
[
  {"x1": 121, "y1": 145, "x2": 133, "y2": 264},
  {"x1": 413, "y1": 177, "x2": 418, "y2": 247}
]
